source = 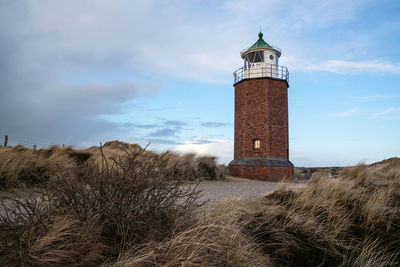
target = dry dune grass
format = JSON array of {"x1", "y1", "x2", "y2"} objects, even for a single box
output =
[
  {"x1": 109, "y1": 216, "x2": 272, "y2": 267},
  {"x1": 0, "y1": 140, "x2": 224, "y2": 190},
  {"x1": 107, "y1": 161, "x2": 400, "y2": 267},
  {"x1": 240, "y1": 164, "x2": 400, "y2": 266},
  {"x1": 294, "y1": 157, "x2": 400, "y2": 180},
  {"x1": 0, "y1": 145, "x2": 79, "y2": 189},
  {"x1": 86, "y1": 141, "x2": 148, "y2": 168},
  {"x1": 27, "y1": 216, "x2": 105, "y2": 266},
  {"x1": 160, "y1": 151, "x2": 225, "y2": 181},
  {"x1": 1, "y1": 146, "x2": 400, "y2": 266}
]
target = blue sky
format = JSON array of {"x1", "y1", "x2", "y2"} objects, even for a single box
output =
[{"x1": 1, "y1": 0, "x2": 400, "y2": 166}]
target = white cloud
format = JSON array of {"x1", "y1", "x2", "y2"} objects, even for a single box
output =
[
  {"x1": 174, "y1": 139, "x2": 233, "y2": 164},
  {"x1": 334, "y1": 107, "x2": 360, "y2": 118},
  {"x1": 13, "y1": 0, "x2": 382, "y2": 82},
  {"x1": 3, "y1": 0, "x2": 396, "y2": 87},
  {"x1": 370, "y1": 107, "x2": 397, "y2": 119},
  {"x1": 287, "y1": 58, "x2": 400, "y2": 75},
  {"x1": 309, "y1": 60, "x2": 400, "y2": 74},
  {"x1": 2, "y1": 0, "x2": 399, "y2": 149}
]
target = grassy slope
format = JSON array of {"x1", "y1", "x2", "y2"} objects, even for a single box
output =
[
  {"x1": 107, "y1": 163, "x2": 400, "y2": 266},
  {"x1": 294, "y1": 157, "x2": 400, "y2": 179},
  {"x1": 1, "y1": 142, "x2": 399, "y2": 266},
  {"x1": 0, "y1": 141, "x2": 225, "y2": 191}
]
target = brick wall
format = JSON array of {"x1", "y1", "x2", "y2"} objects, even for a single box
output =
[
  {"x1": 230, "y1": 77, "x2": 293, "y2": 181},
  {"x1": 234, "y1": 78, "x2": 289, "y2": 159},
  {"x1": 229, "y1": 165, "x2": 293, "y2": 181}
]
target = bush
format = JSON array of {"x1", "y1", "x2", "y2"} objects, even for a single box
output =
[{"x1": 0, "y1": 146, "x2": 202, "y2": 266}]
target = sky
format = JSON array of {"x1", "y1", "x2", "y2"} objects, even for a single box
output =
[{"x1": 1, "y1": 0, "x2": 400, "y2": 167}]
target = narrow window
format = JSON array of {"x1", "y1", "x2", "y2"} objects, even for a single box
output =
[{"x1": 253, "y1": 139, "x2": 260, "y2": 150}]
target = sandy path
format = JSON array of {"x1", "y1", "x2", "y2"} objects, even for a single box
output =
[{"x1": 196, "y1": 176, "x2": 306, "y2": 205}]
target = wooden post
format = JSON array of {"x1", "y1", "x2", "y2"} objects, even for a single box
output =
[{"x1": 4, "y1": 135, "x2": 8, "y2": 147}]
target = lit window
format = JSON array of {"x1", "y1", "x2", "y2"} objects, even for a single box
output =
[{"x1": 253, "y1": 139, "x2": 260, "y2": 150}]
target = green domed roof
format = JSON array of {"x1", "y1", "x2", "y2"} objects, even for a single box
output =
[{"x1": 248, "y1": 32, "x2": 273, "y2": 50}]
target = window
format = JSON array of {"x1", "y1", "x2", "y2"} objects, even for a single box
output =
[
  {"x1": 269, "y1": 54, "x2": 274, "y2": 60},
  {"x1": 245, "y1": 51, "x2": 264, "y2": 63},
  {"x1": 253, "y1": 139, "x2": 260, "y2": 150}
]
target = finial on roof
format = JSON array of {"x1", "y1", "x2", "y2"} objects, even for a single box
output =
[{"x1": 258, "y1": 31, "x2": 263, "y2": 39}]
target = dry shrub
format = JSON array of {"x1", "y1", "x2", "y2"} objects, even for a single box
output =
[
  {"x1": 0, "y1": 146, "x2": 203, "y2": 266},
  {"x1": 242, "y1": 165, "x2": 400, "y2": 266}
]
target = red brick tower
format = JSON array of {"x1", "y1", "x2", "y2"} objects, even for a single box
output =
[{"x1": 229, "y1": 32, "x2": 293, "y2": 181}]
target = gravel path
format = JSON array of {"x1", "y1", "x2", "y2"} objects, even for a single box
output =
[{"x1": 196, "y1": 177, "x2": 307, "y2": 205}]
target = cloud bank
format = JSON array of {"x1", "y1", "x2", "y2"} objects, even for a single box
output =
[{"x1": 1, "y1": 0, "x2": 398, "y2": 158}]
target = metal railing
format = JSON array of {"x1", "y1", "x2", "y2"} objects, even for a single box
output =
[{"x1": 233, "y1": 63, "x2": 289, "y2": 84}]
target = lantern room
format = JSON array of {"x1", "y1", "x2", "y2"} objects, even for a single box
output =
[
  {"x1": 233, "y1": 32, "x2": 288, "y2": 83},
  {"x1": 241, "y1": 32, "x2": 281, "y2": 68}
]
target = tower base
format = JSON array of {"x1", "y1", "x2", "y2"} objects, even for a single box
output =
[{"x1": 229, "y1": 158, "x2": 293, "y2": 181}]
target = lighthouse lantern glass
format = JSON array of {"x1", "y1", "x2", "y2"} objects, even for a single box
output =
[{"x1": 244, "y1": 51, "x2": 264, "y2": 69}]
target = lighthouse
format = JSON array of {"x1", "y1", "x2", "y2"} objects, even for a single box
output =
[{"x1": 229, "y1": 32, "x2": 294, "y2": 181}]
